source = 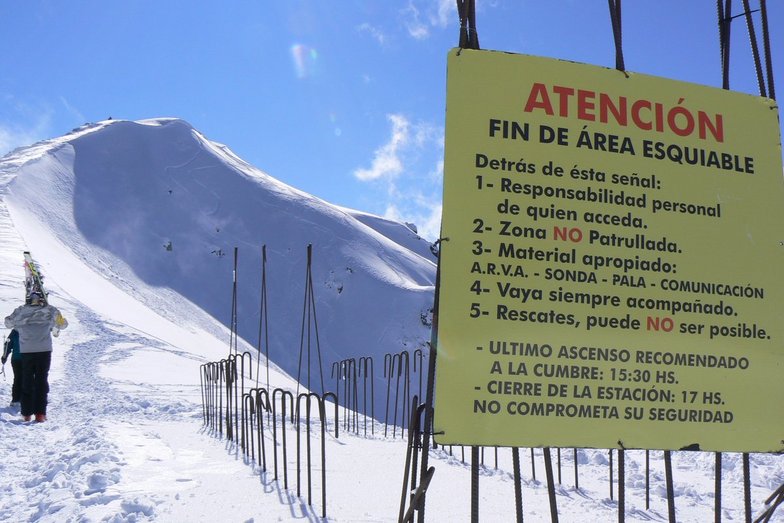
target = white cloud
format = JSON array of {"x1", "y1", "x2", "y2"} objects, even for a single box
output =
[
  {"x1": 355, "y1": 115, "x2": 444, "y2": 241},
  {"x1": 60, "y1": 96, "x2": 85, "y2": 122},
  {"x1": 413, "y1": 121, "x2": 440, "y2": 148},
  {"x1": 417, "y1": 201, "x2": 443, "y2": 241},
  {"x1": 383, "y1": 197, "x2": 442, "y2": 242},
  {"x1": 399, "y1": 0, "x2": 499, "y2": 41},
  {"x1": 0, "y1": 102, "x2": 53, "y2": 156},
  {"x1": 401, "y1": 0, "x2": 458, "y2": 39},
  {"x1": 402, "y1": 2, "x2": 430, "y2": 40},
  {"x1": 0, "y1": 95, "x2": 84, "y2": 157},
  {"x1": 427, "y1": 158, "x2": 444, "y2": 183},
  {"x1": 433, "y1": 0, "x2": 456, "y2": 27},
  {"x1": 354, "y1": 114, "x2": 410, "y2": 181},
  {"x1": 357, "y1": 23, "x2": 386, "y2": 45}
]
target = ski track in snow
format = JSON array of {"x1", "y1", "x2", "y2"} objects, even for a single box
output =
[{"x1": 0, "y1": 307, "x2": 193, "y2": 522}]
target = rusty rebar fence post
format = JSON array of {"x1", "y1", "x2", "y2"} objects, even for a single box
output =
[
  {"x1": 645, "y1": 450, "x2": 650, "y2": 510},
  {"x1": 295, "y1": 244, "x2": 326, "y2": 399},
  {"x1": 216, "y1": 362, "x2": 223, "y2": 431},
  {"x1": 392, "y1": 353, "x2": 403, "y2": 438},
  {"x1": 618, "y1": 447, "x2": 625, "y2": 523},
  {"x1": 664, "y1": 450, "x2": 676, "y2": 522},
  {"x1": 238, "y1": 351, "x2": 252, "y2": 451},
  {"x1": 755, "y1": 482, "x2": 784, "y2": 522},
  {"x1": 413, "y1": 348, "x2": 424, "y2": 402},
  {"x1": 384, "y1": 352, "x2": 393, "y2": 437},
  {"x1": 211, "y1": 361, "x2": 223, "y2": 433},
  {"x1": 272, "y1": 388, "x2": 294, "y2": 487},
  {"x1": 358, "y1": 356, "x2": 374, "y2": 436},
  {"x1": 512, "y1": 447, "x2": 524, "y2": 522},
  {"x1": 401, "y1": 468, "x2": 435, "y2": 523},
  {"x1": 715, "y1": 452, "x2": 722, "y2": 523},
  {"x1": 741, "y1": 0, "x2": 768, "y2": 97},
  {"x1": 574, "y1": 448, "x2": 579, "y2": 491},
  {"x1": 200, "y1": 364, "x2": 209, "y2": 426},
  {"x1": 398, "y1": 351, "x2": 410, "y2": 437},
  {"x1": 323, "y1": 391, "x2": 339, "y2": 439},
  {"x1": 531, "y1": 448, "x2": 536, "y2": 481},
  {"x1": 351, "y1": 359, "x2": 359, "y2": 433},
  {"x1": 225, "y1": 356, "x2": 236, "y2": 440},
  {"x1": 331, "y1": 360, "x2": 340, "y2": 403},
  {"x1": 744, "y1": 452, "x2": 752, "y2": 523},
  {"x1": 341, "y1": 358, "x2": 357, "y2": 434},
  {"x1": 759, "y1": 0, "x2": 776, "y2": 100},
  {"x1": 609, "y1": 448, "x2": 614, "y2": 500},
  {"x1": 718, "y1": 0, "x2": 733, "y2": 90},
  {"x1": 398, "y1": 397, "x2": 426, "y2": 523},
  {"x1": 242, "y1": 392, "x2": 254, "y2": 458},
  {"x1": 471, "y1": 446, "x2": 480, "y2": 523},
  {"x1": 256, "y1": 388, "x2": 270, "y2": 471},
  {"x1": 222, "y1": 358, "x2": 230, "y2": 437},
  {"x1": 199, "y1": 363, "x2": 208, "y2": 425},
  {"x1": 543, "y1": 447, "x2": 559, "y2": 523},
  {"x1": 295, "y1": 392, "x2": 328, "y2": 519},
  {"x1": 256, "y1": 245, "x2": 270, "y2": 393}
]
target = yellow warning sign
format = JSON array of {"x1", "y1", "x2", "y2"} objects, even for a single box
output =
[{"x1": 434, "y1": 48, "x2": 784, "y2": 452}]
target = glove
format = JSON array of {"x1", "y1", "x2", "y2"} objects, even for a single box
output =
[
  {"x1": 55, "y1": 315, "x2": 67, "y2": 328},
  {"x1": 52, "y1": 327, "x2": 60, "y2": 338},
  {"x1": 1, "y1": 355, "x2": 6, "y2": 364}
]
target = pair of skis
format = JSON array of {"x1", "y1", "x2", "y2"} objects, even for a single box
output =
[
  {"x1": 22, "y1": 252, "x2": 63, "y2": 340},
  {"x1": 23, "y1": 251, "x2": 47, "y2": 305}
]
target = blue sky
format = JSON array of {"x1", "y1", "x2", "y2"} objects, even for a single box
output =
[{"x1": 1, "y1": 1, "x2": 781, "y2": 240}]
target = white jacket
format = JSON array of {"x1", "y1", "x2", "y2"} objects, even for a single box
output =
[{"x1": 4, "y1": 304, "x2": 68, "y2": 353}]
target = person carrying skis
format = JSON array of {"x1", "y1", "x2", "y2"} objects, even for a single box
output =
[
  {"x1": 1, "y1": 329, "x2": 22, "y2": 407},
  {"x1": 4, "y1": 292, "x2": 68, "y2": 422}
]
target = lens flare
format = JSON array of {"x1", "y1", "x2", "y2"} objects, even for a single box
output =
[
  {"x1": 291, "y1": 43, "x2": 318, "y2": 79},
  {"x1": 329, "y1": 112, "x2": 341, "y2": 137}
]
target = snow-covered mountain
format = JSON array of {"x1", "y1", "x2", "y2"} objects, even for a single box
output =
[
  {"x1": 1, "y1": 118, "x2": 436, "y2": 406},
  {"x1": 1, "y1": 119, "x2": 781, "y2": 523}
]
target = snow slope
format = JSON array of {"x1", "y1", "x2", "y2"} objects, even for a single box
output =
[
  {"x1": 2, "y1": 118, "x2": 435, "y2": 417},
  {"x1": 0, "y1": 119, "x2": 781, "y2": 522}
]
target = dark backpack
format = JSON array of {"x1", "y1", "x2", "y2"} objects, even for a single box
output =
[{"x1": 2, "y1": 330, "x2": 20, "y2": 363}]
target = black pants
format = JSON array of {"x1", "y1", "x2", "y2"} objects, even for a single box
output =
[
  {"x1": 10, "y1": 358, "x2": 22, "y2": 403},
  {"x1": 20, "y1": 352, "x2": 51, "y2": 416}
]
